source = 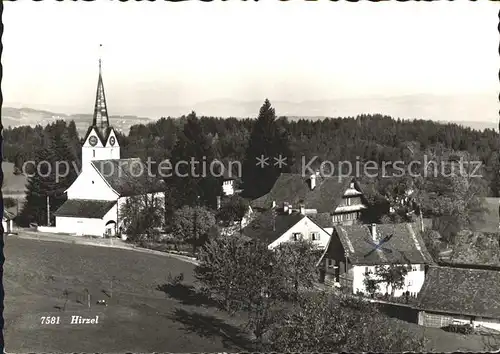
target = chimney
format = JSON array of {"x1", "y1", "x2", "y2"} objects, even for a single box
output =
[
  {"x1": 310, "y1": 174, "x2": 317, "y2": 190},
  {"x1": 370, "y1": 223, "x2": 377, "y2": 241},
  {"x1": 216, "y1": 196, "x2": 221, "y2": 210},
  {"x1": 300, "y1": 204, "x2": 306, "y2": 215},
  {"x1": 272, "y1": 200, "x2": 276, "y2": 209},
  {"x1": 283, "y1": 202, "x2": 289, "y2": 214}
]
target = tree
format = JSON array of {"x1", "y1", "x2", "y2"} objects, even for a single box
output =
[
  {"x1": 3, "y1": 197, "x2": 16, "y2": 209},
  {"x1": 362, "y1": 270, "x2": 379, "y2": 298},
  {"x1": 120, "y1": 192, "x2": 165, "y2": 242},
  {"x1": 169, "y1": 111, "x2": 222, "y2": 208},
  {"x1": 235, "y1": 241, "x2": 285, "y2": 348},
  {"x1": 373, "y1": 263, "x2": 411, "y2": 297},
  {"x1": 18, "y1": 146, "x2": 52, "y2": 226},
  {"x1": 216, "y1": 195, "x2": 249, "y2": 226},
  {"x1": 421, "y1": 228, "x2": 442, "y2": 262},
  {"x1": 46, "y1": 130, "x2": 79, "y2": 223},
  {"x1": 172, "y1": 205, "x2": 216, "y2": 253},
  {"x1": 414, "y1": 150, "x2": 488, "y2": 243},
  {"x1": 195, "y1": 233, "x2": 247, "y2": 312},
  {"x1": 273, "y1": 239, "x2": 320, "y2": 300},
  {"x1": 195, "y1": 237, "x2": 285, "y2": 348},
  {"x1": 268, "y1": 291, "x2": 425, "y2": 352},
  {"x1": 242, "y1": 99, "x2": 292, "y2": 199}
]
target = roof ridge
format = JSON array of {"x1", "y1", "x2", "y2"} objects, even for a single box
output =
[
  {"x1": 431, "y1": 265, "x2": 500, "y2": 273},
  {"x1": 67, "y1": 198, "x2": 116, "y2": 202}
]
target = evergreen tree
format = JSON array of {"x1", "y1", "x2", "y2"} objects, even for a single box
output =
[
  {"x1": 242, "y1": 99, "x2": 292, "y2": 199},
  {"x1": 46, "y1": 131, "x2": 79, "y2": 222},
  {"x1": 18, "y1": 147, "x2": 52, "y2": 226},
  {"x1": 169, "y1": 111, "x2": 222, "y2": 208}
]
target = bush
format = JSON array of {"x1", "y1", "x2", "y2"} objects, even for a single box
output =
[
  {"x1": 444, "y1": 323, "x2": 473, "y2": 335},
  {"x1": 3, "y1": 197, "x2": 17, "y2": 209}
]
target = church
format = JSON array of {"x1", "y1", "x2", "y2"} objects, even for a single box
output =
[{"x1": 53, "y1": 59, "x2": 166, "y2": 237}]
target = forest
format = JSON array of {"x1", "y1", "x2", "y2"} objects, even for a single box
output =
[{"x1": 3, "y1": 99, "x2": 498, "y2": 248}]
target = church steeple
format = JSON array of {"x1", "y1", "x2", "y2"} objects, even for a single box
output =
[{"x1": 92, "y1": 44, "x2": 110, "y2": 135}]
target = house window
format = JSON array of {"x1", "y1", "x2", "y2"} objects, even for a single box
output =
[
  {"x1": 346, "y1": 198, "x2": 351, "y2": 206},
  {"x1": 412, "y1": 266, "x2": 417, "y2": 271},
  {"x1": 292, "y1": 233, "x2": 303, "y2": 241},
  {"x1": 310, "y1": 232, "x2": 320, "y2": 241},
  {"x1": 408, "y1": 280, "x2": 413, "y2": 286},
  {"x1": 93, "y1": 149, "x2": 96, "y2": 158},
  {"x1": 365, "y1": 267, "x2": 369, "y2": 273}
]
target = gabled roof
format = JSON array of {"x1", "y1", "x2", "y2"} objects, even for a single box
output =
[
  {"x1": 54, "y1": 199, "x2": 117, "y2": 219},
  {"x1": 308, "y1": 212, "x2": 333, "y2": 229},
  {"x1": 82, "y1": 125, "x2": 114, "y2": 146},
  {"x1": 91, "y1": 158, "x2": 166, "y2": 197},
  {"x1": 251, "y1": 173, "x2": 361, "y2": 213},
  {"x1": 3, "y1": 209, "x2": 15, "y2": 221},
  {"x1": 241, "y1": 209, "x2": 305, "y2": 245},
  {"x1": 322, "y1": 222, "x2": 434, "y2": 266},
  {"x1": 417, "y1": 266, "x2": 500, "y2": 319}
]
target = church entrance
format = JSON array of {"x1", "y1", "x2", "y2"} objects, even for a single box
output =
[{"x1": 104, "y1": 220, "x2": 117, "y2": 237}]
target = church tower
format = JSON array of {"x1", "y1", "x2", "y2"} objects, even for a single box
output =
[{"x1": 81, "y1": 46, "x2": 121, "y2": 171}]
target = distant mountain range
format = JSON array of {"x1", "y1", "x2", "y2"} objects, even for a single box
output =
[
  {"x1": 1, "y1": 107, "x2": 152, "y2": 137},
  {"x1": 2, "y1": 93, "x2": 498, "y2": 135}
]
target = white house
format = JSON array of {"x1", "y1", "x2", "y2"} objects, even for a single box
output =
[
  {"x1": 53, "y1": 59, "x2": 165, "y2": 237},
  {"x1": 251, "y1": 172, "x2": 368, "y2": 226},
  {"x1": 240, "y1": 207, "x2": 333, "y2": 250},
  {"x1": 417, "y1": 265, "x2": 500, "y2": 332},
  {"x1": 317, "y1": 222, "x2": 434, "y2": 297},
  {"x1": 3, "y1": 210, "x2": 15, "y2": 234}
]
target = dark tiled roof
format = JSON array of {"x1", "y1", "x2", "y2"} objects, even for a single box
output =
[
  {"x1": 3, "y1": 209, "x2": 15, "y2": 220},
  {"x1": 241, "y1": 209, "x2": 305, "y2": 245},
  {"x1": 91, "y1": 158, "x2": 166, "y2": 197},
  {"x1": 326, "y1": 223, "x2": 434, "y2": 265},
  {"x1": 308, "y1": 212, "x2": 333, "y2": 229},
  {"x1": 54, "y1": 199, "x2": 117, "y2": 219},
  {"x1": 251, "y1": 173, "x2": 360, "y2": 213},
  {"x1": 417, "y1": 266, "x2": 500, "y2": 319}
]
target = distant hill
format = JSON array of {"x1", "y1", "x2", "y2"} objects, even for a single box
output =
[
  {"x1": 1, "y1": 107, "x2": 152, "y2": 137},
  {"x1": 2, "y1": 93, "x2": 497, "y2": 133}
]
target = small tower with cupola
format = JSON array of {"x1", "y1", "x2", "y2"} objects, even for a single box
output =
[{"x1": 81, "y1": 46, "x2": 121, "y2": 171}]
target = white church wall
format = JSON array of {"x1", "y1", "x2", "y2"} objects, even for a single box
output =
[
  {"x1": 66, "y1": 166, "x2": 118, "y2": 200},
  {"x1": 55, "y1": 216, "x2": 106, "y2": 237},
  {"x1": 105, "y1": 129, "x2": 121, "y2": 160}
]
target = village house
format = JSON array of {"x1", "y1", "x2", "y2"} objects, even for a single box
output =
[
  {"x1": 51, "y1": 59, "x2": 166, "y2": 237},
  {"x1": 417, "y1": 265, "x2": 500, "y2": 332},
  {"x1": 222, "y1": 168, "x2": 236, "y2": 196},
  {"x1": 240, "y1": 206, "x2": 333, "y2": 250},
  {"x1": 251, "y1": 172, "x2": 368, "y2": 225},
  {"x1": 212, "y1": 161, "x2": 239, "y2": 198},
  {"x1": 3, "y1": 210, "x2": 15, "y2": 235},
  {"x1": 317, "y1": 222, "x2": 434, "y2": 297}
]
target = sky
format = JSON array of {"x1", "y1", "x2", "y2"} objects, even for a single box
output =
[{"x1": 2, "y1": 1, "x2": 499, "y2": 118}]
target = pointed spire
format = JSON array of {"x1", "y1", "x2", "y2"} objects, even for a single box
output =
[{"x1": 92, "y1": 44, "x2": 110, "y2": 134}]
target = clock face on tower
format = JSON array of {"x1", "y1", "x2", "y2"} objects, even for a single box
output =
[
  {"x1": 89, "y1": 135, "x2": 98, "y2": 147},
  {"x1": 109, "y1": 136, "x2": 116, "y2": 146}
]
